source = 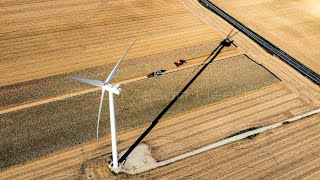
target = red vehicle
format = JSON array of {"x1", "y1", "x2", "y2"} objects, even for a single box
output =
[
  {"x1": 174, "y1": 59, "x2": 187, "y2": 67},
  {"x1": 147, "y1": 70, "x2": 166, "y2": 78}
]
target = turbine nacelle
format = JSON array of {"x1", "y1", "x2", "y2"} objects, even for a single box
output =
[{"x1": 103, "y1": 83, "x2": 122, "y2": 95}]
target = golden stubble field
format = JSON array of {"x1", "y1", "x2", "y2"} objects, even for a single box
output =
[
  {"x1": 0, "y1": 0, "x2": 320, "y2": 179},
  {"x1": 0, "y1": 0, "x2": 245, "y2": 170},
  {"x1": 130, "y1": 114, "x2": 320, "y2": 179},
  {"x1": 0, "y1": 0, "x2": 221, "y2": 86},
  {"x1": 210, "y1": 0, "x2": 320, "y2": 74}
]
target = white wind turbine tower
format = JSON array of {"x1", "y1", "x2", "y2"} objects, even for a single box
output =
[{"x1": 72, "y1": 40, "x2": 136, "y2": 169}]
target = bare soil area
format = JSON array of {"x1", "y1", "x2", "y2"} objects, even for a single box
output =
[
  {"x1": 0, "y1": 41, "x2": 237, "y2": 110},
  {"x1": 1, "y1": 0, "x2": 320, "y2": 179},
  {"x1": 0, "y1": 55, "x2": 279, "y2": 169},
  {"x1": 2, "y1": 83, "x2": 317, "y2": 179}
]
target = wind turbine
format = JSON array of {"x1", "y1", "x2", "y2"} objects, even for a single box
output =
[{"x1": 72, "y1": 40, "x2": 136, "y2": 169}]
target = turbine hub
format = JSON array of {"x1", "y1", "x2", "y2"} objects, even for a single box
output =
[{"x1": 103, "y1": 84, "x2": 121, "y2": 95}]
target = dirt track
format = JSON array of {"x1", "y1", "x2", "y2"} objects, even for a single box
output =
[{"x1": 209, "y1": 0, "x2": 320, "y2": 74}]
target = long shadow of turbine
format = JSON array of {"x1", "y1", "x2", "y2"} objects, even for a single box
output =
[{"x1": 117, "y1": 36, "x2": 235, "y2": 166}]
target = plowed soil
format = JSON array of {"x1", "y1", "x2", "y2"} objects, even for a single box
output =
[
  {"x1": 0, "y1": 55, "x2": 279, "y2": 169},
  {"x1": 0, "y1": 0, "x2": 319, "y2": 179}
]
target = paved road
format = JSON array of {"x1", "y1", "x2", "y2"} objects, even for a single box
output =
[{"x1": 199, "y1": 0, "x2": 320, "y2": 85}]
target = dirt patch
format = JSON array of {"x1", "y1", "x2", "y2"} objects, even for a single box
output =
[{"x1": 120, "y1": 143, "x2": 157, "y2": 174}]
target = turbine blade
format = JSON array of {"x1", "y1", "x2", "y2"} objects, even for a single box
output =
[
  {"x1": 97, "y1": 90, "x2": 105, "y2": 139},
  {"x1": 71, "y1": 78, "x2": 104, "y2": 87},
  {"x1": 105, "y1": 39, "x2": 137, "y2": 83}
]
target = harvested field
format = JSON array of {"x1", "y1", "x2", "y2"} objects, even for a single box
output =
[
  {"x1": 0, "y1": 0, "x2": 224, "y2": 86},
  {"x1": 209, "y1": 0, "x2": 320, "y2": 74},
  {"x1": 0, "y1": 42, "x2": 238, "y2": 111},
  {"x1": 1, "y1": 0, "x2": 320, "y2": 178},
  {"x1": 132, "y1": 114, "x2": 320, "y2": 179},
  {"x1": 0, "y1": 54, "x2": 279, "y2": 169},
  {"x1": 1, "y1": 83, "x2": 318, "y2": 179},
  {"x1": 183, "y1": 0, "x2": 320, "y2": 104}
]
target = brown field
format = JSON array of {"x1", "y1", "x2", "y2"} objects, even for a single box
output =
[
  {"x1": 131, "y1": 114, "x2": 320, "y2": 179},
  {"x1": 0, "y1": 0, "x2": 320, "y2": 179},
  {"x1": 210, "y1": 0, "x2": 320, "y2": 74},
  {"x1": 184, "y1": 0, "x2": 319, "y2": 103},
  {"x1": 1, "y1": 83, "x2": 318, "y2": 179},
  {"x1": 0, "y1": 42, "x2": 238, "y2": 111},
  {"x1": 0, "y1": 54, "x2": 279, "y2": 169}
]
